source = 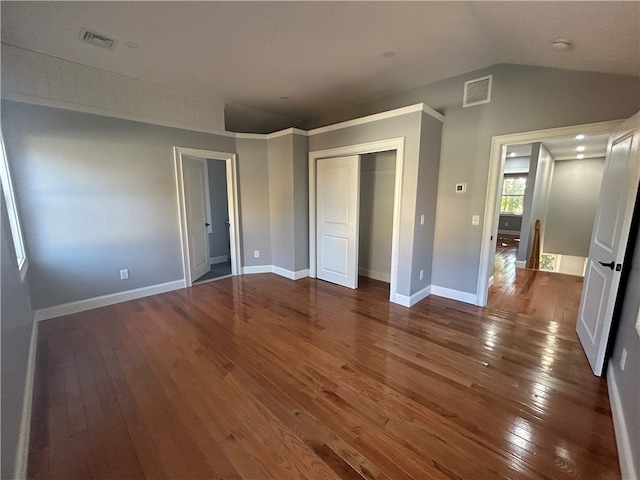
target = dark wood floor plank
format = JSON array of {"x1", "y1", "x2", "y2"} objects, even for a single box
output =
[{"x1": 28, "y1": 264, "x2": 620, "y2": 480}]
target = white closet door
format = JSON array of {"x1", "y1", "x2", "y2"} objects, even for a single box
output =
[{"x1": 316, "y1": 155, "x2": 361, "y2": 289}]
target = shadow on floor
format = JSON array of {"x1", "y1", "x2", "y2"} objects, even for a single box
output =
[{"x1": 194, "y1": 260, "x2": 232, "y2": 284}]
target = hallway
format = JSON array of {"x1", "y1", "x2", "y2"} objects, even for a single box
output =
[{"x1": 487, "y1": 235, "x2": 584, "y2": 324}]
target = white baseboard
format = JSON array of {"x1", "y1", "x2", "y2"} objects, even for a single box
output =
[
  {"x1": 515, "y1": 260, "x2": 527, "y2": 269},
  {"x1": 34, "y1": 279, "x2": 186, "y2": 321},
  {"x1": 210, "y1": 255, "x2": 229, "y2": 264},
  {"x1": 241, "y1": 265, "x2": 273, "y2": 275},
  {"x1": 394, "y1": 285, "x2": 432, "y2": 307},
  {"x1": 488, "y1": 275, "x2": 494, "y2": 288},
  {"x1": 242, "y1": 265, "x2": 309, "y2": 280},
  {"x1": 430, "y1": 285, "x2": 478, "y2": 305},
  {"x1": 273, "y1": 267, "x2": 309, "y2": 280},
  {"x1": 607, "y1": 364, "x2": 638, "y2": 480},
  {"x1": 14, "y1": 318, "x2": 38, "y2": 479},
  {"x1": 358, "y1": 268, "x2": 391, "y2": 283}
]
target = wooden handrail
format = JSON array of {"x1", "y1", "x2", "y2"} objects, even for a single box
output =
[{"x1": 527, "y1": 219, "x2": 541, "y2": 269}]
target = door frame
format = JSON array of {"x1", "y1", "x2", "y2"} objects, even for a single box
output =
[
  {"x1": 476, "y1": 119, "x2": 623, "y2": 306},
  {"x1": 309, "y1": 137, "x2": 405, "y2": 303},
  {"x1": 174, "y1": 147, "x2": 241, "y2": 286}
]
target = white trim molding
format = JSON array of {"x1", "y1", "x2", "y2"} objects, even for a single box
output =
[
  {"x1": 476, "y1": 119, "x2": 623, "y2": 306},
  {"x1": 14, "y1": 319, "x2": 38, "y2": 479},
  {"x1": 309, "y1": 137, "x2": 405, "y2": 306},
  {"x1": 242, "y1": 265, "x2": 309, "y2": 280},
  {"x1": 308, "y1": 104, "x2": 442, "y2": 136},
  {"x1": 607, "y1": 365, "x2": 638, "y2": 480},
  {"x1": 431, "y1": 285, "x2": 478, "y2": 305},
  {"x1": 358, "y1": 268, "x2": 391, "y2": 283},
  {"x1": 174, "y1": 147, "x2": 242, "y2": 286},
  {"x1": 394, "y1": 285, "x2": 432, "y2": 307},
  {"x1": 34, "y1": 280, "x2": 186, "y2": 321},
  {"x1": 210, "y1": 255, "x2": 229, "y2": 264}
]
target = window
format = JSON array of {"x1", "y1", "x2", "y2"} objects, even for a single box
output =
[
  {"x1": 539, "y1": 253, "x2": 557, "y2": 272},
  {"x1": 500, "y1": 175, "x2": 527, "y2": 215},
  {"x1": 0, "y1": 131, "x2": 28, "y2": 279}
]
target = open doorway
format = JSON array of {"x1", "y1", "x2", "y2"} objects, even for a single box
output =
[
  {"x1": 309, "y1": 138, "x2": 405, "y2": 304},
  {"x1": 477, "y1": 120, "x2": 621, "y2": 306},
  {"x1": 174, "y1": 147, "x2": 241, "y2": 286}
]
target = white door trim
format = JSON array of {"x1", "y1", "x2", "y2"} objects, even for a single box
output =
[
  {"x1": 309, "y1": 137, "x2": 405, "y2": 303},
  {"x1": 174, "y1": 147, "x2": 241, "y2": 286},
  {"x1": 476, "y1": 119, "x2": 623, "y2": 306}
]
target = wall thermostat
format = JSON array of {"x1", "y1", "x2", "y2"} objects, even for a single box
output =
[{"x1": 455, "y1": 183, "x2": 467, "y2": 193}]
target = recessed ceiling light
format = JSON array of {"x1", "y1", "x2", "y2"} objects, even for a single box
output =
[
  {"x1": 575, "y1": 134, "x2": 585, "y2": 140},
  {"x1": 577, "y1": 154, "x2": 584, "y2": 159},
  {"x1": 509, "y1": 152, "x2": 516, "y2": 158},
  {"x1": 576, "y1": 146, "x2": 585, "y2": 152},
  {"x1": 551, "y1": 38, "x2": 572, "y2": 50}
]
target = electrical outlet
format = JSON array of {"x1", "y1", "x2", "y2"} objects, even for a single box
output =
[
  {"x1": 419, "y1": 269, "x2": 424, "y2": 280},
  {"x1": 620, "y1": 348, "x2": 627, "y2": 370},
  {"x1": 420, "y1": 214, "x2": 425, "y2": 225},
  {"x1": 472, "y1": 215, "x2": 480, "y2": 226},
  {"x1": 120, "y1": 269, "x2": 129, "y2": 280},
  {"x1": 254, "y1": 250, "x2": 260, "y2": 258}
]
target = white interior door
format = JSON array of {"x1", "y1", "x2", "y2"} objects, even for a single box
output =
[
  {"x1": 183, "y1": 156, "x2": 211, "y2": 282},
  {"x1": 317, "y1": 155, "x2": 361, "y2": 289},
  {"x1": 577, "y1": 113, "x2": 640, "y2": 376}
]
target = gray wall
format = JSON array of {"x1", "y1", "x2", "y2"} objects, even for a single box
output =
[
  {"x1": 308, "y1": 111, "x2": 426, "y2": 297},
  {"x1": 207, "y1": 159, "x2": 230, "y2": 261},
  {"x1": 412, "y1": 112, "x2": 443, "y2": 290},
  {"x1": 1, "y1": 195, "x2": 35, "y2": 479},
  {"x1": 235, "y1": 137, "x2": 272, "y2": 267},
  {"x1": 609, "y1": 195, "x2": 640, "y2": 477},
  {"x1": 292, "y1": 134, "x2": 309, "y2": 272},
  {"x1": 545, "y1": 158, "x2": 604, "y2": 257},
  {"x1": 306, "y1": 64, "x2": 640, "y2": 295},
  {"x1": 498, "y1": 215, "x2": 522, "y2": 234},
  {"x1": 266, "y1": 132, "x2": 309, "y2": 273},
  {"x1": 359, "y1": 151, "x2": 395, "y2": 282},
  {"x1": 518, "y1": 143, "x2": 554, "y2": 262},
  {"x1": 268, "y1": 135, "x2": 296, "y2": 271},
  {"x1": 1, "y1": 100, "x2": 238, "y2": 308}
]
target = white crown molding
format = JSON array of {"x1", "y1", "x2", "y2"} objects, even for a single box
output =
[{"x1": 308, "y1": 103, "x2": 443, "y2": 136}]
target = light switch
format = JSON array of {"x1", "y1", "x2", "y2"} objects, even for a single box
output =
[{"x1": 472, "y1": 215, "x2": 480, "y2": 226}]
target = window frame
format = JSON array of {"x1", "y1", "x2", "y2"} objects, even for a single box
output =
[
  {"x1": 0, "y1": 130, "x2": 28, "y2": 281},
  {"x1": 500, "y1": 173, "x2": 527, "y2": 216}
]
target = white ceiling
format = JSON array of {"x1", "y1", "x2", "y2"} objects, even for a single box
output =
[
  {"x1": 506, "y1": 132, "x2": 610, "y2": 162},
  {"x1": 2, "y1": 1, "x2": 639, "y2": 131}
]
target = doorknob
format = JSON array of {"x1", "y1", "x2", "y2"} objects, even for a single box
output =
[
  {"x1": 205, "y1": 222, "x2": 210, "y2": 227},
  {"x1": 598, "y1": 261, "x2": 615, "y2": 270}
]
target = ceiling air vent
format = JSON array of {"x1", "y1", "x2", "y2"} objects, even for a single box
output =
[
  {"x1": 79, "y1": 28, "x2": 116, "y2": 50},
  {"x1": 463, "y1": 75, "x2": 492, "y2": 107}
]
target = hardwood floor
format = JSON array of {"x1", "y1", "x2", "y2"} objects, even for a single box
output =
[
  {"x1": 28, "y1": 274, "x2": 619, "y2": 479},
  {"x1": 488, "y1": 236, "x2": 584, "y2": 324}
]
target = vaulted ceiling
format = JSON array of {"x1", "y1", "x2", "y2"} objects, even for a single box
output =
[{"x1": 2, "y1": 1, "x2": 639, "y2": 132}]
